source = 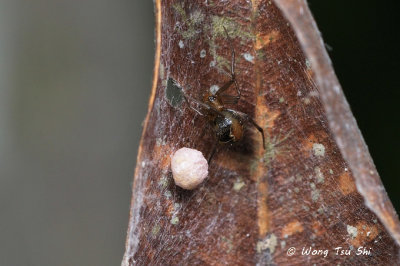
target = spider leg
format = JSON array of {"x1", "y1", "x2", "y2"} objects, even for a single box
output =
[
  {"x1": 182, "y1": 93, "x2": 222, "y2": 164},
  {"x1": 226, "y1": 26, "x2": 240, "y2": 99},
  {"x1": 219, "y1": 68, "x2": 231, "y2": 77},
  {"x1": 182, "y1": 93, "x2": 225, "y2": 117},
  {"x1": 220, "y1": 94, "x2": 240, "y2": 105},
  {"x1": 214, "y1": 27, "x2": 241, "y2": 101},
  {"x1": 182, "y1": 93, "x2": 204, "y2": 115},
  {"x1": 226, "y1": 109, "x2": 266, "y2": 149},
  {"x1": 215, "y1": 79, "x2": 235, "y2": 96},
  {"x1": 208, "y1": 139, "x2": 218, "y2": 164}
]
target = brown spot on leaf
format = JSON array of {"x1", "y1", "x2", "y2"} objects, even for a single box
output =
[
  {"x1": 302, "y1": 134, "x2": 318, "y2": 155},
  {"x1": 349, "y1": 221, "x2": 380, "y2": 247},
  {"x1": 166, "y1": 203, "x2": 174, "y2": 216},
  {"x1": 258, "y1": 181, "x2": 269, "y2": 237},
  {"x1": 339, "y1": 171, "x2": 356, "y2": 195},
  {"x1": 281, "y1": 220, "x2": 304, "y2": 237},
  {"x1": 153, "y1": 141, "x2": 173, "y2": 171},
  {"x1": 255, "y1": 30, "x2": 280, "y2": 50},
  {"x1": 312, "y1": 220, "x2": 327, "y2": 236}
]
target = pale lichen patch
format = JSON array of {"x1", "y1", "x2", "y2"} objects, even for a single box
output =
[
  {"x1": 305, "y1": 59, "x2": 311, "y2": 69},
  {"x1": 243, "y1": 52, "x2": 254, "y2": 63},
  {"x1": 158, "y1": 175, "x2": 169, "y2": 189},
  {"x1": 233, "y1": 180, "x2": 245, "y2": 191},
  {"x1": 172, "y1": 4, "x2": 204, "y2": 40},
  {"x1": 173, "y1": 203, "x2": 181, "y2": 211},
  {"x1": 164, "y1": 190, "x2": 172, "y2": 199},
  {"x1": 311, "y1": 188, "x2": 320, "y2": 202},
  {"x1": 156, "y1": 137, "x2": 163, "y2": 147},
  {"x1": 159, "y1": 62, "x2": 165, "y2": 79},
  {"x1": 170, "y1": 215, "x2": 179, "y2": 225},
  {"x1": 315, "y1": 167, "x2": 325, "y2": 183},
  {"x1": 151, "y1": 224, "x2": 161, "y2": 237},
  {"x1": 347, "y1": 225, "x2": 358, "y2": 239},
  {"x1": 211, "y1": 16, "x2": 254, "y2": 40},
  {"x1": 189, "y1": 10, "x2": 205, "y2": 25},
  {"x1": 313, "y1": 143, "x2": 325, "y2": 157},
  {"x1": 257, "y1": 233, "x2": 278, "y2": 254}
]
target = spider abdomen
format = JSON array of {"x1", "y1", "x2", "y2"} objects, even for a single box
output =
[{"x1": 214, "y1": 110, "x2": 243, "y2": 144}]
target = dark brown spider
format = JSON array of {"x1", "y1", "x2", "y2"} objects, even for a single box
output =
[{"x1": 182, "y1": 27, "x2": 265, "y2": 163}]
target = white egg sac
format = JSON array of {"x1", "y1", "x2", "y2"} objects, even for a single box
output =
[{"x1": 171, "y1": 147, "x2": 209, "y2": 190}]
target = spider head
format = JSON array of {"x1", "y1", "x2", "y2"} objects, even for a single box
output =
[{"x1": 203, "y1": 91, "x2": 223, "y2": 110}]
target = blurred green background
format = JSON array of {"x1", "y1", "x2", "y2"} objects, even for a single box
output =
[{"x1": 0, "y1": 1, "x2": 397, "y2": 265}]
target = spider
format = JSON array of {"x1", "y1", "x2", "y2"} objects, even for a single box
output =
[{"x1": 182, "y1": 27, "x2": 265, "y2": 163}]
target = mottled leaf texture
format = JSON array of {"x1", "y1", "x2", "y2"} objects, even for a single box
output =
[{"x1": 122, "y1": 0, "x2": 400, "y2": 265}]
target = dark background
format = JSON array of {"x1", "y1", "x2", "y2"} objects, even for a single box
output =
[
  {"x1": 308, "y1": 0, "x2": 400, "y2": 213},
  {"x1": 0, "y1": 1, "x2": 397, "y2": 265}
]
